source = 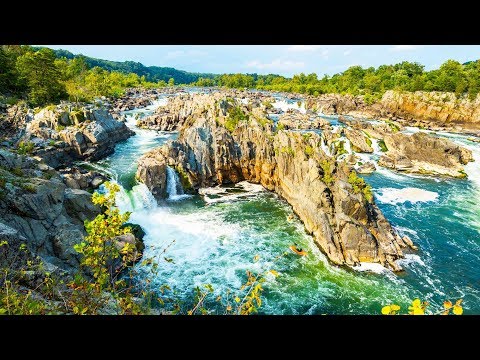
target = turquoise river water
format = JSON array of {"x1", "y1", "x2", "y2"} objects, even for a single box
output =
[{"x1": 90, "y1": 91, "x2": 480, "y2": 314}]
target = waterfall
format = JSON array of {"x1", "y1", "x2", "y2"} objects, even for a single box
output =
[
  {"x1": 166, "y1": 166, "x2": 192, "y2": 201},
  {"x1": 320, "y1": 134, "x2": 331, "y2": 156},
  {"x1": 112, "y1": 182, "x2": 158, "y2": 213},
  {"x1": 372, "y1": 138, "x2": 382, "y2": 154}
]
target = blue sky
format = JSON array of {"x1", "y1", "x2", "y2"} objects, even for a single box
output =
[{"x1": 42, "y1": 45, "x2": 480, "y2": 77}]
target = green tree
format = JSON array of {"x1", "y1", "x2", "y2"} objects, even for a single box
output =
[
  {"x1": 168, "y1": 78, "x2": 175, "y2": 86},
  {"x1": 16, "y1": 48, "x2": 66, "y2": 106}
]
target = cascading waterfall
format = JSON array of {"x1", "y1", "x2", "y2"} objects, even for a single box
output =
[
  {"x1": 166, "y1": 166, "x2": 191, "y2": 201},
  {"x1": 87, "y1": 91, "x2": 480, "y2": 314},
  {"x1": 320, "y1": 134, "x2": 331, "y2": 156}
]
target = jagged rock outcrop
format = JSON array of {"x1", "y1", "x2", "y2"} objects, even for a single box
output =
[
  {"x1": 378, "y1": 90, "x2": 480, "y2": 133},
  {"x1": 137, "y1": 93, "x2": 223, "y2": 131},
  {"x1": 338, "y1": 115, "x2": 402, "y2": 139},
  {"x1": 23, "y1": 104, "x2": 134, "y2": 168},
  {"x1": 344, "y1": 128, "x2": 373, "y2": 153},
  {"x1": 0, "y1": 103, "x2": 33, "y2": 143},
  {"x1": 0, "y1": 148, "x2": 145, "y2": 273},
  {"x1": 137, "y1": 96, "x2": 416, "y2": 270},
  {"x1": 357, "y1": 162, "x2": 376, "y2": 174},
  {"x1": 59, "y1": 166, "x2": 106, "y2": 191},
  {"x1": 277, "y1": 112, "x2": 330, "y2": 130},
  {"x1": 379, "y1": 132, "x2": 474, "y2": 177},
  {"x1": 0, "y1": 148, "x2": 101, "y2": 271},
  {"x1": 305, "y1": 94, "x2": 367, "y2": 115}
]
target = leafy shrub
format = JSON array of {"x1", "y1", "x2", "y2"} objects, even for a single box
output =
[
  {"x1": 17, "y1": 141, "x2": 34, "y2": 155},
  {"x1": 382, "y1": 298, "x2": 463, "y2": 315},
  {"x1": 348, "y1": 170, "x2": 373, "y2": 202},
  {"x1": 225, "y1": 106, "x2": 248, "y2": 133},
  {"x1": 304, "y1": 145, "x2": 314, "y2": 158},
  {"x1": 320, "y1": 159, "x2": 335, "y2": 185},
  {"x1": 11, "y1": 167, "x2": 23, "y2": 177},
  {"x1": 280, "y1": 146, "x2": 295, "y2": 156},
  {"x1": 378, "y1": 139, "x2": 388, "y2": 152}
]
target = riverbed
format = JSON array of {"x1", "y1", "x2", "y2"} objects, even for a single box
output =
[{"x1": 90, "y1": 90, "x2": 480, "y2": 314}]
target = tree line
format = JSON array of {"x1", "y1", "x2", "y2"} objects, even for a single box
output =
[
  {"x1": 0, "y1": 45, "x2": 172, "y2": 106},
  {"x1": 2, "y1": 45, "x2": 480, "y2": 107},
  {"x1": 42, "y1": 47, "x2": 215, "y2": 84},
  {"x1": 195, "y1": 60, "x2": 480, "y2": 102}
]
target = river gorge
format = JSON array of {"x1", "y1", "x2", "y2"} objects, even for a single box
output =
[{"x1": 75, "y1": 89, "x2": 480, "y2": 314}]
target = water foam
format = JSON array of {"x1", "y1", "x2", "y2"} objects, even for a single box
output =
[
  {"x1": 376, "y1": 187, "x2": 439, "y2": 205},
  {"x1": 352, "y1": 262, "x2": 390, "y2": 274},
  {"x1": 272, "y1": 100, "x2": 306, "y2": 114},
  {"x1": 200, "y1": 181, "x2": 266, "y2": 204}
]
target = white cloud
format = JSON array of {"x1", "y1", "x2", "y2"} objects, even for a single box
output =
[
  {"x1": 321, "y1": 49, "x2": 329, "y2": 59},
  {"x1": 390, "y1": 45, "x2": 423, "y2": 52},
  {"x1": 343, "y1": 50, "x2": 351, "y2": 56},
  {"x1": 165, "y1": 49, "x2": 208, "y2": 59},
  {"x1": 287, "y1": 45, "x2": 322, "y2": 52},
  {"x1": 245, "y1": 59, "x2": 305, "y2": 71}
]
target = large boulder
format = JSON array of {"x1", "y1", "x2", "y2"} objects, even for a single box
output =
[
  {"x1": 0, "y1": 149, "x2": 101, "y2": 272},
  {"x1": 24, "y1": 104, "x2": 134, "y2": 168},
  {"x1": 344, "y1": 128, "x2": 373, "y2": 153},
  {"x1": 379, "y1": 132, "x2": 474, "y2": 177}
]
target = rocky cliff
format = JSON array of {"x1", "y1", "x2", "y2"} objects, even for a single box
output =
[
  {"x1": 136, "y1": 96, "x2": 416, "y2": 271},
  {"x1": 379, "y1": 132, "x2": 473, "y2": 177},
  {"x1": 0, "y1": 148, "x2": 100, "y2": 272},
  {"x1": 137, "y1": 92, "x2": 224, "y2": 131},
  {"x1": 1, "y1": 103, "x2": 134, "y2": 169},
  {"x1": 377, "y1": 90, "x2": 480, "y2": 133},
  {"x1": 305, "y1": 90, "x2": 480, "y2": 135},
  {"x1": 25, "y1": 105, "x2": 134, "y2": 168}
]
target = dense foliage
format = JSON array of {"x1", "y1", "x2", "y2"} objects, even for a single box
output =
[
  {"x1": 38, "y1": 47, "x2": 215, "y2": 84},
  {"x1": 196, "y1": 60, "x2": 480, "y2": 100},
  {"x1": 3, "y1": 46, "x2": 480, "y2": 106},
  {"x1": 0, "y1": 45, "x2": 168, "y2": 106}
]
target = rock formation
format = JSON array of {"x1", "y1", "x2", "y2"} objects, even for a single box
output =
[
  {"x1": 22, "y1": 104, "x2": 134, "y2": 168},
  {"x1": 277, "y1": 111, "x2": 330, "y2": 130},
  {"x1": 378, "y1": 90, "x2": 480, "y2": 133},
  {"x1": 0, "y1": 148, "x2": 143, "y2": 273},
  {"x1": 379, "y1": 132, "x2": 474, "y2": 177},
  {"x1": 136, "y1": 95, "x2": 416, "y2": 270},
  {"x1": 137, "y1": 93, "x2": 223, "y2": 131},
  {"x1": 0, "y1": 148, "x2": 101, "y2": 271}
]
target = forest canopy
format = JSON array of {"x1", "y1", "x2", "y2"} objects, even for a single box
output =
[{"x1": 1, "y1": 45, "x2": 479, "y2": 107}]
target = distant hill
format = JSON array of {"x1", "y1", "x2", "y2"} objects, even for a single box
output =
[{"x1": 34, "y1": 47, "x2": 216, "y2": 84}]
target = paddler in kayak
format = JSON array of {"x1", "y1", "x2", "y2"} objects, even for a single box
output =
[{"x1": 289, "y1": 243, "x2": 307, "y2": 256}]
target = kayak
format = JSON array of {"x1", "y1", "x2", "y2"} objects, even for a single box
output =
[{"x1": 289, "y1": 245, "x2": 307, "y2": 256}]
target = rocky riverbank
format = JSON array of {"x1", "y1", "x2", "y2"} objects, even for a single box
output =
[
  {"x1": 305, "y1": 90, "x2": 480, "y2": 136},
  {"x1": 136, "y1": 94, "x2": 417, "y2": 271},
  {"x1": 1, "y1": 103, "x2": 134, "y2": 169}
]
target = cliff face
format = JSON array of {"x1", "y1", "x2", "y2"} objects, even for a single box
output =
[
  {"x1": 137, "y1": 96, "x2": 416, "y2": 270},
  {"x1": 379, "y1": 132, "x2": 473, "y2": 178},
  {"x1": 378, "y1": 90, "x2": 480, "y2": 132},
  {"x1": 1, "y1": 104, "x2": 134, "y2": 169},
  {"x1": 0, "y1": 148, "x2": 101, "y2": 272},
  {"x1": 137, "y1": 93, "x2": 223, "y2": 131},
  {"x1": 305, "y1": 90, "x2": 480, "y2": 134}
]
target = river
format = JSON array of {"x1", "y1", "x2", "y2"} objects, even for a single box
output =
[{"x1": 89, "y1": 90, "x2": 480, "y2": 314}]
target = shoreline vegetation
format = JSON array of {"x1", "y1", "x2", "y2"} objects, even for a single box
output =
[
  {"x1": 1, "y1": 45, "x2": 479, "y2": 108},
  {"x1": 0, "y1": 45, "x2": 474, "y2": 315}
]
